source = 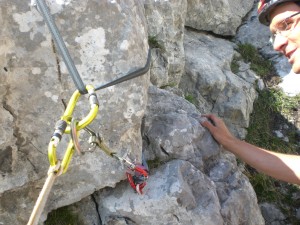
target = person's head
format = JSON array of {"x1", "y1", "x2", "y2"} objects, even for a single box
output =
[{"x1": 258, "y1": 0, "x2": 300, "y2": 73}]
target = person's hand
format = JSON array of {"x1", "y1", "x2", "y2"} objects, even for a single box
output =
[{"x1": 200, "y1": 114, "x2": 236, "y2": 147}]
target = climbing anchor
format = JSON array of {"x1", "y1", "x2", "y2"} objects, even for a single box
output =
[{"x1": 27, "y1": 85, "x2": 99, "y2": 225}]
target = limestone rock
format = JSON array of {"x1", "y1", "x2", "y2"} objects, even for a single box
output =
[
  {"x1": 180, "y1": 30, "x2": 258, "y2": 139},
  {"x1": 0, "y1": 0, "x2": 149, "y2": 224},
  {"x1": 144, "y1": 0, "x2": 187, "y2": 87},
  {"x1": 260, "y1": 203, "x2": 287, "y2": 225},
  {"x1": 185, "y1": 0, "x2": 255, "y2": 36}
]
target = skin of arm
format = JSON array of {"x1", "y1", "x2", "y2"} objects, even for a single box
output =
[{"x1": 201, "y1": 114, "x2": 300, "y2": 185}]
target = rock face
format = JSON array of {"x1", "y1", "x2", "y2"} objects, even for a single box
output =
[
  {"x1": 185, "y1": 0, "x2": 255, "y2": 36},
  {"x1": 73, "y1": 87, "x2": 264, "y2": 225},
  {"x1": 0, "y1": 1, "x2": 149, "y2": 224},
  {"x1": 144, "y1": 0, "x2": 187, "y2": 87},
  {"x1": 180, "y1": 30, "x2": 258, "y2": 139},
  {"x1": 0, "y1": 0, "x2": 267, "y2": 225}
]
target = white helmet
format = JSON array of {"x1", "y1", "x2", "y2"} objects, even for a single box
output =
[{"x1": 258, "y1": 0, "x2": 300, "y2": 25}]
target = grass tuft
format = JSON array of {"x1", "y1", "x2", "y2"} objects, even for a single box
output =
[
  {"x1": 45, "y1": 206, "x2": 82, "y2": 225},
  {"x1": 237, "y1": 43, "x2": 278, "y2": 85},
  {"x1": 148, "y1": 35, "x2": 165, "y2": 52}
]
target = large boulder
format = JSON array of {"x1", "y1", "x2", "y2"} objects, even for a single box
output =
[
  {"x1": 144, "y1": 0, "x2": 187, "y2": 87},
  {"x1": 180, "y1": 30, "x2": 258, "y2": 138},
  {"x1": 77, "y1": 86, "x2": 264, "y2": 225},
  {"x1": 0, "y1": 1, "x2": 149, "y2": 224},
  {"x1": 185, "y1": 0, "x2": 255, "y2": 36}
]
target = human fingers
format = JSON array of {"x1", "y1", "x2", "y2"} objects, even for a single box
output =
[
  {"x1": 200, "y1": 118, "x2": 216, "y2": 133},
  {"x1": 201, "y1": 114, "x2": 221, "y2": 126}
]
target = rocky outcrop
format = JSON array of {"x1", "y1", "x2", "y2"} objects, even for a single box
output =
[
  {"x1": 0, "y1": 1, "x2": 149, "y2": 224},
  {"x1": 144, "y1": 0, "x2": 187, "y2": 87},
  {"x1": 67, "y1": 87, "x2": 264, "y2": 225},
  {"x1": 185, "y1": 0, "x2": 255, "y2": 36},
  {"x1": 180, "y1": 30, "x2": 258, "y2": 139}
]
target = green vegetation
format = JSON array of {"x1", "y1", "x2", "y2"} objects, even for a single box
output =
[
  {"x1": 148, "y1": 35, "x2": 165, "y2": 52},
  {"x1": 147, "y1": 157, "x2": 165, "y2": 169},
  {"x1": 237, "y1": 43, "x2": 279, "y2": 85},
  {"x1": 245, "y1": 90, "x2": 300, "y2": 224},
  {"x1": 185, "y1": 94, "x2": 197, "y2": 105},
  {"x1": 246, "y1": 89, "x2": 300, "y2": 154},
  {"x1": 45, "y1": 206, "x2": 82, "y2": 225},
  {"x1": 237, "y1": 43, "x2": 300, "y2": 224},
  {"x1": 160, "y1": 82, "x2": 177, "y2": 89},
  {"x1": 245, "y1": 89, "x2": 300, "y2": 199},
  {"x1": 230, "y1": 55, "x2": 240, "y2": 74}
]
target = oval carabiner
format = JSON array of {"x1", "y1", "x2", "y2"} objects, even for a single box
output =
[
  {"x1": 62, "y1": 85, "x2": 99, "y2": 133},
  {"x1": 47, "y1": 85, "x2": 99, "y2": 169}
]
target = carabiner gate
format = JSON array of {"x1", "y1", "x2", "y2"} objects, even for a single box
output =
[{"x1": 48, "y1": 85, "x2": 99, "y2": 173}]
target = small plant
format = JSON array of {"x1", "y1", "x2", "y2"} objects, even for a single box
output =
[
  {"x1": 237, "y1": 43, "x2": 277, "y2": 84},
  {"x1": 185, "y1": 94, "x2": 197, "y2": 105},
  {"x1": 246, "y1": 89, "x2": 299, "y2": 153},
  {"x1": 244, "y1": 169, "x2": 280, "y2": 202},
  {"x1": 147, "y1": 157, "x2": 164, "y2": 169},
  {"x1": 230, "y1": 56, "x2": 240, "y2": 74},
  {"x1": 45, "y1": 206, "x2": 82, "y2": 225},
  {"x1": 148, "y1": 35, "x2": 165, "y2": 52},
  {"x1": 160, "y1": 82, "x2": 177, "y2": 89}
]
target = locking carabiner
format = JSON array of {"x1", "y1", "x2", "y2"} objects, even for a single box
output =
[{"x1": 48, "y1": 85, "x2": 99, "y2": 173}]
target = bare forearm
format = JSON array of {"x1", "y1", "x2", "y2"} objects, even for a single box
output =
[
  {"x1": 223, "y1": 138, "x2": 300, "y2": 184},
  {"x1": 201, "y1": 114, "x2": 300, "y2": 184}
]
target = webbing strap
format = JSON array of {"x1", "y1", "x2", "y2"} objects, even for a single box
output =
[
  {"x1": 36, "y1": 0, "x2": 87, "y2": 94},
  {"x1": 27, "y1": 168, "x2": 58, "y2": 225}
]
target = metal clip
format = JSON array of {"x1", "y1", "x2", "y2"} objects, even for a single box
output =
[
  {"x1": 48, "y1": 85, "x2": 99, "y2": 172},
  {"x1": 112, "y1": 154, "x2": 136, "y2": 170},
  {"x1": 85, "y1": 126, "x2": 116, "y2": 157}
]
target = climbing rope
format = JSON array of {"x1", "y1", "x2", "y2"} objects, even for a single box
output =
[
  {"x1": 33, "y1": 0, "x2": 87, "y2": 94},
  {"x1": 27, "y1": 85, "x2": 99, "y2": 225},
  {"x1": 28, "y1": 1, "x2": 151, "y2": 224},
  {"x1": 31, "y1": 0, "x2": 151, "y2": 95}
]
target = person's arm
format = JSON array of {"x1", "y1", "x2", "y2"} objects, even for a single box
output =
[{"x1": 201, "y1": 114, "x2": 300, "y2": 184}]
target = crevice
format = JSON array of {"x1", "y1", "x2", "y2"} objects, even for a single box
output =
[
  {"x1": 185, "y1": 25, "x2": 234, "y2": 40},
  {"x1": 142, "y1": 134, "x2": 151, "y2": 146},
  {"x1": 160, "y1": 144, "x2": 170, "y2": 156},
  {"x1": 2, "y1": 99, "x2": 16, "y2": 119},
  {"x1": 123, "y1": 216, "x2": 136, "y2": 225},
  {"x1": 51, "y1": 39, "x2": 62, "y2": 83},
  {"x1": 2, "y1": 97, "x2": 25, "y2": 147},
  {"x1": 173, "y1": 214, "x2": 180, "y2": 222},
  {"x1": 91, "y1": 193, "x2": 103, "y2": 225},
  {"x1": 3, "y1": 95, "x2": 37, "y2": 175},
  {"x1": 61, "y1": 98, "x2": 68, "y2": 109},
  {"x1": 29, "y1": 141, "x2": 47, "y2": 156},
  {"x1": 111, "y1": 216, "x2": 137, "y2": 225},
  {"x1": 26, "y1": 157, "x2": 38, "y2": 174}
]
